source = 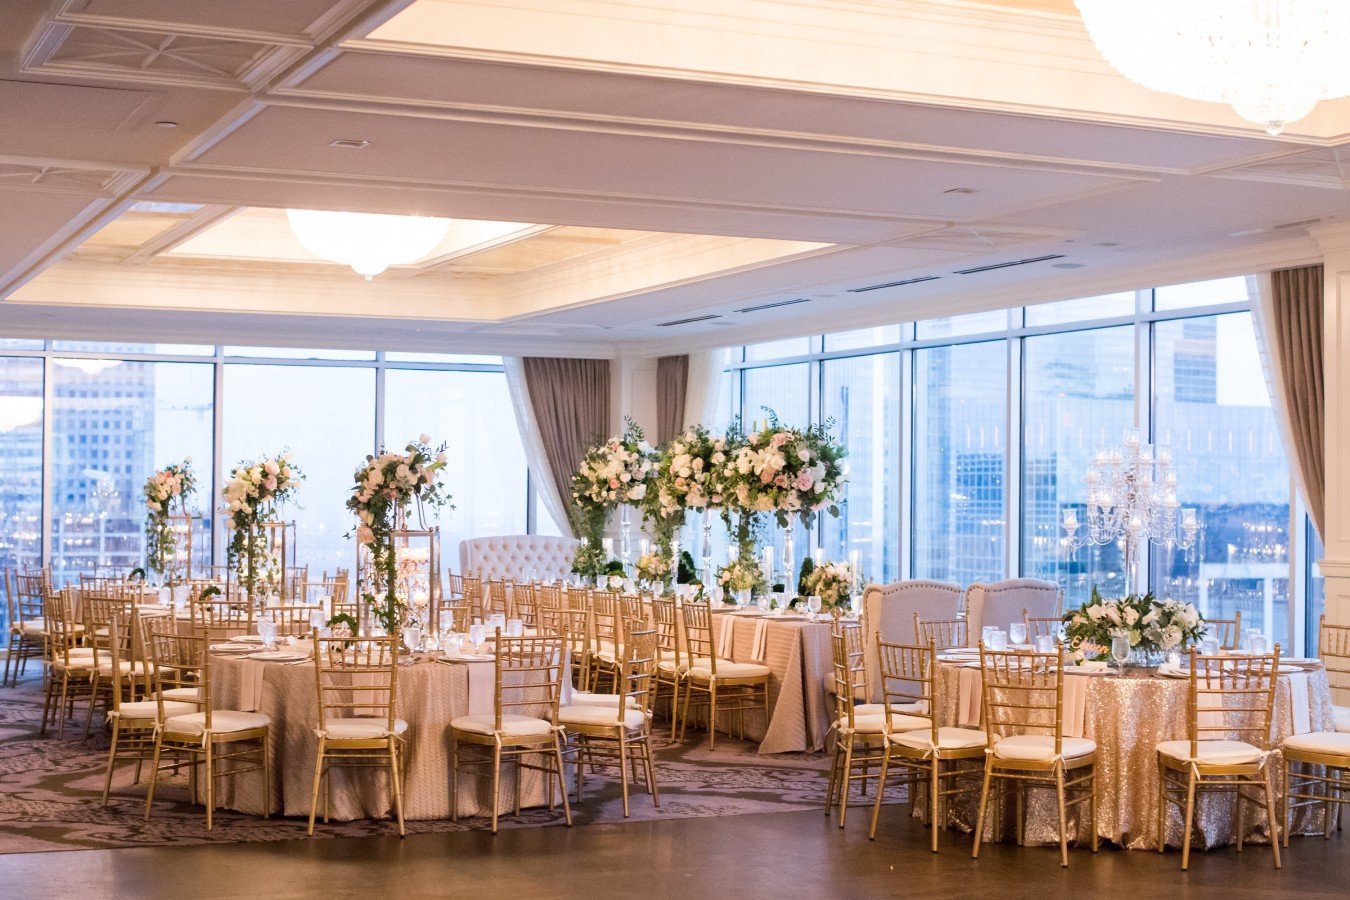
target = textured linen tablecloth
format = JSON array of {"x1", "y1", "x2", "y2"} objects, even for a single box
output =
[
  {"x1": 930, "y1": 661, "x2": 1335, "y2": 850},
  {"x1": 682, "y1": 610, "x2": 833, "y2": 754},
  {"x1": 209, "y1": 653, "x2": 556, "y2": 821}
]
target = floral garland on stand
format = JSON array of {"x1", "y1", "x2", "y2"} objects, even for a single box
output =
[
  {"x1": 223, "y1": 453, "x2": 302, "y2": 604},
  {"x1": 1061, "y1": 587, "x2": 1205, "y2": 663},
  {"x1": 348, "y1": 435, "x2": 450, "y2": 634},
  {"x1": 570, "y1": 419, "x2": 652, "y2": 584},
  {"x1": 645, "y1": 425, "x2": 728, "y2": 591},
  {"x1": 144, "y1": 458, "x2": 196, "y2": 583}
]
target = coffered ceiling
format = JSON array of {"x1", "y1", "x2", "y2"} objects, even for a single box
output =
[{"x1": 0, "y1": 0, "x2": 1347, "y2": 357}]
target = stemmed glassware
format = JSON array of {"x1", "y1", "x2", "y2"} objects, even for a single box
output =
[
  {"x1": 1110, "y1": 631, "x2": 1131, "y2": 677},
  {"x1": 1009, "y1": 621, "x2": 1028, "y2": 647},
  {"x1": 257, "y1": 616, "x2": 278, "y2": 651},
  {"x1": 806, "y1": 595, "x2": 822, "y2": 620}
]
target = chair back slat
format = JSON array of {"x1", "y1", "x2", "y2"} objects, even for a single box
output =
[
  {"x1": 493, "y1": 632, "x2": 565, "y2": 731},
  {"x1": 876, "y1": 635, "x2": 937, "y2": 744},
  {"x1": 1321, "y1": 616, "x2": 1350, "y2": 695},
  {"x1": 617, "y1": 623, "x2": 657, "y2": 723},
  {"x1": 262, "y1": 605, "x2": 322, "y2": 637},
  {"x1": 680, "y1": 601, "x2": 716, "y2": 674},
  {"x1": 1185, "y1": 647, "x2": 1281, "y2": 756},
  {"x1": 144, "y1": 621, "x2": 207, "y2": 727},
  {"x1": 653, "y1": 597, "x2": 681, "y2": 671},
  {"x1": 977, "y1": 644, "x2": 1065, "y2": 753},
  {"x1": 1206, "y1": 611, "x2": 1243, "y2": 651},
  {"x1": 914, "y1": 614, "x2": 967, "y2": 651},
  {"x1": 312, "y1": 632, "x2": 398, "y2": 731}
]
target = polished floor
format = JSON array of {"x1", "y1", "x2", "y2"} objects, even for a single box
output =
[{"x1": 1, "y1": 804, "x2": 1345, "y2": 899}]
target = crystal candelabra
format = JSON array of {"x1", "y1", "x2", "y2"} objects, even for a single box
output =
[
  {"x1": 700, "y1": 509, "x2": 714, "y2": 587},
  {"x1": 1061, "y1": 427, "x2": 1201, "y2": 589},
  {"x1": 619, "y1": 505, "x2": 633, "y2": 573}
]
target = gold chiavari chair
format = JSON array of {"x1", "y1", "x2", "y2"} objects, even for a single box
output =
[
  {"x1": 591, "y1": 590, "x2": 624, "y2": 692},
  {"x1": 462, "y1": 576, "x2": 485, "y2": 623},
  {"x1": 1206, "y1": 611, "x2": 1243, "y2": 651},
  {"x1": 433, "y1": 601, "x2": 472, "y2": 635},
  {"x1": 40, "y1": 589, "x2": 102, "y2": 738},
  {"x1": 449, "y1": 631, "x2": 572, "y2": 834},
  {"x1": 1320, "y1": 616, "x2": 1350, "y2": 735},
  {"x1": 144, "y1": 623, "x2": 272, "y2": 831},
  {"x1": 513, "y1": 582, "x2": 538, "y2": 629},
  {"x1": 1281, "y1": 618, "x2": 1350, "y2": 845},
  {"x1": 84, "y1": 591, "x2": 149, "y2": 739},
  {"x1": 263, "y1": 604, "x2": 322, "y2": 638},
  {"x1": 826, "y1": 621, "x2": 913, "y2": 827},
  {"x1": 677, "y1": 601, "x2": 771, "y2": 749},
  {"x1": 308, "y1": 631, "x2": 407, "y2": 836},
  {"x1": 537, "y1": 582, "x2": 562, "y2": 614},
  {"x1": 192, "y1": 595, "x2": 254, "y2": 643},
  {"x1": 914, "y1": 614, "x2": 968, "y2": 651},
  {"x1": 4, "y1": 568, "x2": 49, "y2": 686},
  {"x1": 446, "y1": 572, "x2": 465, "y2": 602},
  {"x1": 561, "y1": 621, "x2": 660, "y2": 817},
  {"x1": 557, "y1": 606, "x2": 593, "y2": 698},
  {"x1": 565, "y1": 585, "x2": 589, "y2": 612},
  {"x1": 1023, "y1": 610, "x2": 1063, "y2": 644},
  {"x1": 620, "y1": 593, "x2": 648, "y2": 629},
  {"x1": 652, "y1": 596, "x2": 684, "y2": 737},
  {"x1": 1155, "y1": 646, "x2": 1282, "y2": 870},
  {"x1": 101, "y1": 612, "x2": 199, "y2": 804},
  {"x1": 486, "y1": 580, "x2": 512, "y2": 620},
  {"x1": 868, "y1": 636, "x2": 985, "y2": 850},
  {"x1": 972, "y1": 644, "x2": 1099, "y2": 868},
  {"x1": 328, "y1": 594, "x2": 367, "y2": 633}
]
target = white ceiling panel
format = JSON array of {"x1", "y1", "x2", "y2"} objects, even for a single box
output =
[
  {"x1": 187, "y1": 105, "x2": 1140, "y2": 221},
  {"x1": 0, "y1": 189, "x2": 113, "y2": 286},
  {"x1": 68, "y1": 0, "x2": 354, "y2": 36}
]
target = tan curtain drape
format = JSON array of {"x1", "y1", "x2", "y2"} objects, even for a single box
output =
[
  {"x1": 656, "y1": 354, "x2": 689, "y2": 443},
  {"x1": 521, "y1": 357, "x2": 611, "y2": 537},
  {"x1": 1261, "y1": 265, "x2": 1325, "y2": 538}
]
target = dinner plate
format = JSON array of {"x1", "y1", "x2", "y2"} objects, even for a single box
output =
[
  {"x1": 772, "y1": 614, "x2": 808, "y2": 621},
  {"x1": 442, "y1": 651, "x2": 494, "y2": 662},
  {"x1": 1065, "y1": 666, "x2": 1115, "y2": 677},
  {"x1": 233, "y1": 635, "x2": 265, "y2": 644},
  {"x1": 210, "y1": 643, "x2": 254, "y2": 654},
  {"x1": 247, "y1": 650, "x2": 310, "y2": 662}
]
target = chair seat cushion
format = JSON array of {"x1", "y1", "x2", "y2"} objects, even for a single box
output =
[
  {"x1": 1156, "y1": 739, "x2": 1265, "y2": 766},
  {"x1": 569, "y1": 690, "x2": 640, "y2": 710},
  {"x1": 559, "y1": 704, "x2": 647, "y2": 729},
  {"x1": 163, "y1": 710, "x2": 271, "y2": 736},
  {"x1": 840, "y1": 712, "x2": 931, "y2": 735},
  {"x1": 1282, "y1": 731, "x2": 1350, "y2": 756},
  {"x1": 450, "y1": 714, "x2": 554, "y2": 738},
  {"x1": 1334, "y1": 705, "x2": 1350, "y2": 734},
  {"x1": 891, "y1": 726, "x2": 988, "y2": 752},
  {"x1": 993, "y1": 734, "x2": 1096, "y2": 761},
  {"x1": 854, "y1": 701, "x2": 925, "y2": 717},
  {"x1": 18, "y1": 620, "x2": 49, "y2": 636},
  {"x1": 96, "y1": 660, "x2": 165, "y2": 677},
  {"x1": 160, "y1": 686, "x2": 201, "y2": 702},
  {"x1": 686, "y1": 659, "x2": 771, "y2": 679},
  {"x1": 113, "y1": 699, "x2": 197, "y2": 721},
  {"x1": 320, "y1": 717, "x2": 409, "y2": 740}
]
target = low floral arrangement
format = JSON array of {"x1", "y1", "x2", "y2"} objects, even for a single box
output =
[
  {"x1": 144, "y1": 458, "x2": 195, "y2": 582},
  {"x1": 347, "y1": 435, "x2": 450, "y2": 633},
  {"x1": 716, "y1": 557, "x2": 765, "y2": 599},
  {"x1": 570, "y1": 419, "x2": 652, "y2": 582},
  {"x1": 634, "y1": 552, "x2": 670, "y2": 588},
  {"x1": 801, "y1": 560, "x2": 858, "y2": 611},
  {"x1": 223, "y1": 452, "x2": 303, "y2": 601},
  {"x1": 1062, "y1": 588, "x2": 1205, "y2": 662},
  {"x1": 722, "y1": 411, "x2": 847, "y2": 529}
]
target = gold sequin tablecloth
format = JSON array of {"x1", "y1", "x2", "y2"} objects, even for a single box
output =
[
  {"x1": 209, "y1": 653, "x2": 556, "y2": 821},
  {"x1": 931, "y1": 662, "x2": 1335, "y2": 850}
]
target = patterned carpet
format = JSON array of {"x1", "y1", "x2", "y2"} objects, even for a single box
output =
[{"x1": 0, "y1": 673, "x2": 847, "y2": 854}]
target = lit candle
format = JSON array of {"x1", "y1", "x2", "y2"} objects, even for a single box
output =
[
  {"x1": 602, "y1": 537, "x2": 614, "y2": 556},
  {"x1": 639, "y1": 538, "x2": 650, "y2": 557},
  {"x1": 849, "y1": 549, "x2": 861, "y2": 589}
]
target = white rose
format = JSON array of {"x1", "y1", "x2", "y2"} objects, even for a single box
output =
[{"x1": 419, "y1": 433, "x2": 431, "y2": 444}]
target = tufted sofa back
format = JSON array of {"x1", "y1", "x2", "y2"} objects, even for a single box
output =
[
  {"x1": 459, "y1": 535, "x2": 580, "y2": 582},
  {"x1": 965, "y1": 578, "x2": 1061, "y2": 633}
]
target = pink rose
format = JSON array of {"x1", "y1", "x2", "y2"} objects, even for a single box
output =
[
  {"x1": 795, "y1": 473, "x2": 813, "y2": 490},
  {"x1": 609, "y1": 478, "x2": 621, "y2": 489},
  {"x1": 760, "y1": 469, "x2": 774, "y2": 484},
  {"x1": 775, "y1": 475, "x2": 789, "y2": 488},
  {"x1": 771, "y1": 433, "x2": 789, "y2": 448},
  {"x1": 355, "y1": 525, "x2": 374, "y2": 545}
]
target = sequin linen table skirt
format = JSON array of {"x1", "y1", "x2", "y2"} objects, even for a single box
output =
[
  {"x1": 930, "y1": 661, "x2": 1334, "y2": 850},
  {"x1": 208, "y1": 653, "x2": 558, "y2": 821}
]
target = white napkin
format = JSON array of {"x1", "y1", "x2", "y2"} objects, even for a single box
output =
[
  {"x1": 1287, "y1": 670, "x2": 1312, "y2": 735},
  {"x1": 464, "y1": 659, "x2": 494, "y2": 716},
  {"x1": 1062, "y1": 673, "x2": 1089, "y2": 738},
  {"x1": 957, "y1": 666, "x2": 983, "y2": 728},
  {"x1": 717, "y1": 615, "x2": 736, "y2": 659},
  {"x1": 751, "y1": 618, "x2": 769, "y2": 662},
  {"x1": 238, "y1": 659, "x2": 265, "y2": 713}
]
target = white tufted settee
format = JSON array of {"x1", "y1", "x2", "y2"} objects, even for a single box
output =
[{"x1": 458, "y1": 535, "x2": 580, "y2": 582}]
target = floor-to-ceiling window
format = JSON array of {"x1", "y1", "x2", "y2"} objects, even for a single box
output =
[
  {"x1": 0, "y1": 357, "x2": 44, "y2": 600},
  {"x1": 724, "y1": 276, "x2": 1310, "y2": 651}
]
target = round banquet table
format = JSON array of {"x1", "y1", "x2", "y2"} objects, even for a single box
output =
[
  {"x1": 929, "y1": 657, "x2": 1335, "y2": 850},
  {"x1": 206, "y1": 649, "x2": 558, "y2": 822}
]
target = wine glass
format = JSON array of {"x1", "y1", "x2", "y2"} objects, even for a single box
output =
[
  {"x1": 1009, "y1": 622, "x2": 1028, "y2": 647},
  {"x1": 807, "y1": 595, "x2": 822, "y2": 620},
  {"x1": 257, "y1": 616, "x2": 277, "y2": 651},
  {"x1": 1110, "y1": 632, "x2": 1131, "y2": 677},
  {"x1": 468, "y1": 622, "x2": 487, "y2": 652}
]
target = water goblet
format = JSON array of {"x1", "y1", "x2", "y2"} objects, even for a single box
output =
[
  {"x1": 488, "y1": 613, "x2": 506, "y2": 633},
  {"x1": 1249, "y1": 631, "x2": 1268, "y2": 654},
  {"x1": 506, "y1": 618, "x2": 524, "y2": 638},
  {"x1": 1034, "y1": 635, "x2": 1055, "y2": 654},
  {"x1": 468, "y1": 622, "x2": 487, "y2": 651},
  {"x1": 807, "y1": 595, "x2": 823, "y2": 620},
  {"x1": 1110, "y1": 632, "x2": 1131, "y2": 676},
  {"x1": 401, "y1": 623, "x2": 423, "y2": 662},
  {"x1": 988, "y1": 629, "x2": 1009, "y2": 652},
  {"x1": 1199, "y1": 637, "x2": 1220, "y2": 656},
  {"x1": 257, "y1": 616, "x2": 278, "y2": 651},
  {"x1": 1009, "y1": 622, "x2": 1028, "y2": 647}
]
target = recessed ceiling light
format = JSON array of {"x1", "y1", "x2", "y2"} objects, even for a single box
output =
[
  {"x1": 154, "y1": 120, "x2": 178, "y2": 129},
  {"x1": 330, "y1": 139, "x2": 370, "y2": 149},
  {"x1": 1096, "y1": 241, "x2": 1121, "y2": 247},
  {"x1": 943, "y1": 187, "x2": 979, "y2": 195},
  {"x1": 1052, "y1": 262, "x2": 1086, "y2": 269}
]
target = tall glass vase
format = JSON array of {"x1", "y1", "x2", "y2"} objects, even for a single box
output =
[
  {"x1": 619, "y1": 504, "x2": 633, "y2": 574},
  {"x1": 783, "y1": 527, "x2": 796, "y2": 596},
  {"x1": 668, "y1": 523, "x2": 682, "y2": 595},
  {"x1": 700, "y1": 508, "x2": 714, "y2": 587}
]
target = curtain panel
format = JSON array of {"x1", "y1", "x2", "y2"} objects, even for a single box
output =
[{"x1": 655, "y1": 354, "x2": 689, "y2": 443}]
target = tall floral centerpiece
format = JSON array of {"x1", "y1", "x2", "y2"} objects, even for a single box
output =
[
  {"x1": 570, "y1": 419, "x2": 652, "y2": 584},
  {"x1": 645, "y1": 425, "x2": 727, "y2": 590},
  {"x1": 722, "y1": 411, "x2": 847, "y2": 593},
  {"x1": 347, "y1": 436, "x2": 450, "y2": 634},
  {"x1": 1061, "y1": 588, "x2": 1205, "y2": 664},
  {"x1": 223, "y1": 453, "x2": 302, "y2": 603},
  {"x1": 144, "y1": 459, "x2": 196, "y2": 583}
]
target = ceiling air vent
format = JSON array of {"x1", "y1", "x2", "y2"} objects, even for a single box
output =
[
  {"x1": 656, "y1": 314, "x2": 721, "y2": 327},
  {"x1": 736, "y1": 298, "x2": 811, "y2": 314},
  {"x1": 952, "y1": 254, "x2": 1065, "y2": 275},
  {"x1": 846, "y1": 275, "x2": 940, "y2": 293}
]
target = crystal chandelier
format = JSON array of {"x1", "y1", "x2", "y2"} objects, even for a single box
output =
[
  {"x1": 285, "y1": 209, "x2": 451, "y2": 279},
  {"x1": 1060, "y1": 427, "x2": 1201, "y2": 585},
  {"x1": 1075, "y1": 1, "x2": 1350, "y2": 135}
]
